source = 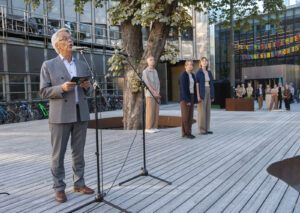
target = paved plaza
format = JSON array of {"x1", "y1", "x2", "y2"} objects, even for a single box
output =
[{"x1": 1, "y1": 104, "x2": 300, "y2": 212}]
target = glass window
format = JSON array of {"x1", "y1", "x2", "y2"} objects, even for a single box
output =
[
  {"x1": 80, "y1": 1, "x2": 91, "y2": 23},
  {"x1": 95, "y1": 7, "x2": 106, "y2": 24},
  {"x1": 0, "y1": 44, "x2": 3, "y2": 72},
  {"x1": 181, "y1": 27, "x2": 193, "y2": 41},
  {"x1": 30, "y1": 1, "x2": 44, "y2": 18},
  {"x1": 9, "y1": 74, "x2": 26, "y2": 100},
  {"x1": 167, "y1": 27, "x2": 178, "y2": 41},
  {"x1": 79, "y1": 23, "x2": 92, "y2": 42},
  {"x1": 0, "y1": 0, "x2": 7, "y2": 7},
  {"x1": 12, "y1": 0, "x2": 26, "y2": 16},
  {"x1": 47, "y1": 0, "x2": 60, "y2": 19},
  {"x1": 95, "y1": 26, "x2": 107, "y2": 45},
  {"x1": 7, "y1": 44, "x2": 26, "y2": 73},
  {"x1": 0, "y1": 74, "x2": 4, "y2": 102},
  {"x1": 63, "y1": 0, "x2": 76, "y2": 21},
  {"x1": 30, "y1": 74, "x2": 40, "y2": 99},
  {"x1": 92, "y1": 54, "x2": 104, "y2": 76},
  {"x1": 47, "y1": 19, "x2": 61, "y2": 35},
  {"x1": 28, "y1": 47, "x2": 44, "y2": 73},
  {"x1": 109, "y1": 25, "x2": 120, "y2": 40},
  {"x1": 64, "y1": 21, "x2": 77, "y2": 38}
]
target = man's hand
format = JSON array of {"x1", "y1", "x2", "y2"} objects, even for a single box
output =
[
  {"x1": 61, "y1": 82, "x2": 76, "y2": 92},
  {"x1": 187, "y1": 102, "x2": 191, "y2": 106},
  {"x1": 198, "y1": 96, "x2": 202, "y2": 102},
  {"x1": 80, "y1": 80, "x2": 92, "y2": 90},
  {"x1": 211, "y1": 98, "x2": 214, "y2": 102}
]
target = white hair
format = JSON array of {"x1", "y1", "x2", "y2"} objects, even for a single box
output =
[{"x1": 51, "y1": 28, "x2": 70, "y2": 54}]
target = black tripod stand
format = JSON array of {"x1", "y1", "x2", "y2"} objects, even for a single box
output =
[
  {"x1": 67, "y1": 50, "x2": 129, "y2": 213},
  {"x1": 118, "y1": 54, "x2": 172, "y2": 186}
]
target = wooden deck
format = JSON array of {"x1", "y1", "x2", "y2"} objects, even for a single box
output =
[{"x1": 1, "y1": 104, "x2": 300, "y2": 213}]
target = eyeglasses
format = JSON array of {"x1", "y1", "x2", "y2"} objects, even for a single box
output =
[{"x1": 58, "y1": 36, "x2": 73, "y2": 42}]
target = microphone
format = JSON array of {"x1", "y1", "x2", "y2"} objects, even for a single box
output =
[{"x1": 72, "y1": 46, "x2": 89, "y2": 51}]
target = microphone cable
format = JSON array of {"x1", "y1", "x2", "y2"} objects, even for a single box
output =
[{"x1": 105, "y1": 128, "x2": 139, "y2": 195}]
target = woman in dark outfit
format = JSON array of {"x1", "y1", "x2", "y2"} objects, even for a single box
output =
[
  {"x1": 179, "y1": 60, "x2": 197, "y2": 139},
  {"x1": 196, "y1": 57, "x2": 215, "y2": 135}
]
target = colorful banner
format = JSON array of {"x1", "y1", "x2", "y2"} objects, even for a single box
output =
[
  {"x1": 241, "y1": 44, "x2": 300, "y2": 60},
  {"x1": 235, "y1": 34, "x2": 300, "y2": 51}
]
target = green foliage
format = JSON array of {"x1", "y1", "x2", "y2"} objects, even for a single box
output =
[
  {"x1": 160, "y1": 42, "x2": 179, "y2": 64},
  {"x1": 107, "y1": 53, "x2": 125, "y2": 77},
  {"x1": 208, "y1": 0, "x2": 285, "y2": 30}
]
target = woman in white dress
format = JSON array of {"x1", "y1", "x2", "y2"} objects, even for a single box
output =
[{"x1": 265, "y1": 84, "x2": 272, "y2": 110}]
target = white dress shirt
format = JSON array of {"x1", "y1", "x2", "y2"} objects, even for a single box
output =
[{"x1": 59, "y1": 54, "x2": 79, "y2": 103}]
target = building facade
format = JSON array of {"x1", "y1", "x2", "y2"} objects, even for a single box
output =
[
  {"x1": 215, "y1": 5, "x2": 300, "y2": 88},
  {"x1": 0, "y1": 0, "x2": 210, "y2": 103}
]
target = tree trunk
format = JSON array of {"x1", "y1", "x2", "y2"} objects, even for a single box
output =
[
  {"x1": 229, "y1": 0, "x2": 235, "y2": 88},
  {"x1": 121, "y1": 20, "x2": 144, "y2": 130},
  {"x1": 122, "y1": 1, "x2": 176, "y2": 130}
]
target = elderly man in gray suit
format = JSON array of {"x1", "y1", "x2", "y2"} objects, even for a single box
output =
[{"x1": 40, "y1": 28, "x2": 94, "y2": 203}]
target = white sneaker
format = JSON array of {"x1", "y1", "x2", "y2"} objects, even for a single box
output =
[
  {"x1": 153, "y1": 129, "x2": 160, "y2": 133},
  {"x1": 145, "y1": 129, "x2": 155, "y2": 133}
]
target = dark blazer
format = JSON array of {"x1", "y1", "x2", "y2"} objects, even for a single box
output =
[
  {"x1": 179, "y1": 71, "x2": 197, "y2": 103},
  {"x1": 195, "y1": 69, "x2": 215, "y2": 99},
  {"x1": 256, "y1": 88, "x2": 265, "y2": 98}
]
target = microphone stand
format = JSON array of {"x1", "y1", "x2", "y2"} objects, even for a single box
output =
[
  {"x1": 67, "y1": 50, "x2": 129, "y2": 213},
  {"x1": 118, "y1": 54, "x2": 172, "y2": 186}
]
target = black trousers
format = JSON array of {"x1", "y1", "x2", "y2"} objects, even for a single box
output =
[{"x1": 284, "y1": 99, "x2": 290, "y2": 110}]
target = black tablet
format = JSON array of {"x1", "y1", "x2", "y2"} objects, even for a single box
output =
[{"x1": 70, "y1": 76, "x2": 90, "y2": 85}]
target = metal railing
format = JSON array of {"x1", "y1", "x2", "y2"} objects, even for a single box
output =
[{"x1": 0, "y1": 5, "x2": 122, "y2": 46}]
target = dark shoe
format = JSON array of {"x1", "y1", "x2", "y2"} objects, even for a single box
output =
[
  {"x1": 74, "y1": 185, "x2": 95, "y2": 195},
  {"x1": 187, "y1": 134, "x2": 195, "y2": 139},
  {"x1": 55, "y1": 191, "x2": 67, "y2": 203},
  {"x1": 207, "y1": 131, "x2": 213, "y2": 134},
  {"x1": 182, "y1": 134, "x2": 187, "y2": 138}
]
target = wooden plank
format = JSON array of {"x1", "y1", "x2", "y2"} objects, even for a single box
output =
[{"x1": 0, "y1": 108, "x2": 300, "y2": 213}]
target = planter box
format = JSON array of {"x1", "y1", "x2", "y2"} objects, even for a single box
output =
[{"x1": 225, "y1": 98, "x2": 254, "y2": 111}]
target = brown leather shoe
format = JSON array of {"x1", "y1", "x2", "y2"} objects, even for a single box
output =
[
  {"x1": 73, "y1": 185, "x2": 94, "y2": 195},
  {"x1": 55, "y1": 191, "x2": 67, "y2": 203}
]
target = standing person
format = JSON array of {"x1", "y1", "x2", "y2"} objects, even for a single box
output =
[
  {"x1": 269, "y1": 84, "x2": 279, "y2": 110},
  {"x1": 241, "y1": 83, "x2": 246, "y2": 98},
  {"x1": 39, "y1": 28, "x2": 94, "y2": 203},
  {"x1": 278, "y1": 83, "x2": 283, "y2": 109},
  {"x1": 265, "y1": 84, "x2": 272, "y2": 110},
  {"x1": 142, "y1": 56, "x2": 160, "y2": 134},
  {"x1": 256, "y1": 84, "x2": 264, "y2": 110},
  {"x1": 289, "y1": 82, "x2": 295, "y2": 103},
  {"x1": 196, "y1": 57, "x2": 215, "y2": 135},
  {"x1": 246, "y1": 82, "x2": 254, "y2": 98},
  {"x1": 179, "y1": 60, "x2": 197, "y2": 139},
  {"x1": 235, "y1": 84, "x2": 242, "y2": 98},
  {"x1": 283, "y1": 84, "x2": 292, "y2": 111}
]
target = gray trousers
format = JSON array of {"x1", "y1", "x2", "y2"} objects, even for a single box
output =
[
  {"x1": 49, "y1": 120, "x2": 88, "y2": 192},
  {"x1": 197, "y1": 86, "x2": 211, "y2": 133}
]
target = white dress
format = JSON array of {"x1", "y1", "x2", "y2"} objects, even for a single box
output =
[{"x1": 265, "y1": 88, "x2": 272, "y2": 109}]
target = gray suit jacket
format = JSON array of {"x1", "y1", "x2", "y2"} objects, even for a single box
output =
[{"x1": 39, "y1": 56, "x2": 92, "y2": 124}]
